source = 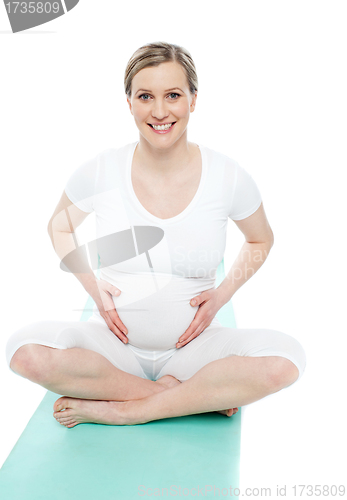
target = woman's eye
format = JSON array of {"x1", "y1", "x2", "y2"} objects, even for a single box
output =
[{"x1": 138, "y1": 93, "x2": 180, "y2": 101}]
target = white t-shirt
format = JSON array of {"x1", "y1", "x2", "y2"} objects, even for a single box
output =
[{"x1": 64, "y1": 141, "x2": 262, "y2": 350}]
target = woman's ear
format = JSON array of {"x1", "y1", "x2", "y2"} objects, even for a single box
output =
[
  {"x1": 127, "y1": 97, "x2": 133, "y2": 115},
  {"x1": 190, "y1": 91, "x2": 198, "y2": 112}
]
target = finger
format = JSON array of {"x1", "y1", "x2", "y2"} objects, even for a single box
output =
[
  {"x1": 108, "y1": 309, "x2": 128, "y2": 335},
  {"x1": 177, "y1": 318, "x2": 201, "y2": 344},
  {"x1": 178, "y1": 318, "x2": 210, "y2": 347},
  {"x1": 190, "y1": 291, "x2": 209, "y2": 307},
  {"x1": 177, "y1": 326, "x2": 194, "y2": 345},
  {"x1": 176, "y1": 325, "x2": 203, "y2": 348},
  {"x1": 176, "y1": 331, "x2": 199, "y2": 348},
  {"x1": 103, "y1": 314, "x2": 128, "y2": 343},
  {"x1": 97, "y1": 295, "x2": 128, "y2": 336}
]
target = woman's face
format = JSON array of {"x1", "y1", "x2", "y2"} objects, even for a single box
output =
[{"x1": 127, "y1": 61, "x2": 197, "y2": 148}]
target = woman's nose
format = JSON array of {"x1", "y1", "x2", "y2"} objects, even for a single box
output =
[{"x1": 151, "y1": 99, "x2": 169, "y2": 120}]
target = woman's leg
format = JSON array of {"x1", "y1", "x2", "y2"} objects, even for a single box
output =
[
  {"x1": 52, "y1": 325, "x2": 306, "y2": 426},
  {"x1": 53, "y1": 354, "x2": 296, "y2": 427},
  {"x1": 122, "y1": 354, "x2": 298, "y2": 424},
  {"x1": 7, "y1": 320, "x2": 168, "y2": 401},
  {"x1": 156, "y1": 324, "x2": 306, "y2": 383}
]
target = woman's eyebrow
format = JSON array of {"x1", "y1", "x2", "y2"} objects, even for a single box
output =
[{"x1": 135, "y1": 87, "x2": 183, "y2": 95}]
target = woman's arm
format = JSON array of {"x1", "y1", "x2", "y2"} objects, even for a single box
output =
[
  {"x1": 176, "y1": 202, "x2": 274, "y2": 348},
  {"x1": 216, "y1": 202, "x2": 274, "y2": 305},
  {"x1": 47, "y1": 190, "x2": 128, "y2": 340},
  {"x1": 47, "y1": 190, "x2": 97, "y2": 293}
]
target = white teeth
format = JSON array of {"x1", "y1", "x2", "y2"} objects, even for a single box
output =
[{"x1": 151, "y1": 123, "x2": 173, "y2": 130}]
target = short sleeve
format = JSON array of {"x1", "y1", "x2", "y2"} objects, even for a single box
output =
[
  {"x1": 64, "y1": 154, "x2": 98, "y2": 213},
  {"x1": 228, "y1": 162, "x2": 262, "y2": 220}
]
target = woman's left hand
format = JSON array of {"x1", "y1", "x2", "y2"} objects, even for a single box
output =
[{"x1": 176, "y1": 288, "x2": 226, "y2": 348}]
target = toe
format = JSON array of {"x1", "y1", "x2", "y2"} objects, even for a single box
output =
[
  {"x1": 156, "y1": 375, "x2": 182, "y2": 389},
  {"x1": 55, "y1": 414, "x2": 73, "y2": 421},
  {"x1": 58, "y1": 419, "x2": 77, "y2": 428},
  {"x1": 54, "y1": 397, "x2": 71, "y2": 412},
  {"x1": 54, "y1": 409, "x2": 73, "y2": 420},
  {"x1": 217, "y1": 407, "x2": 239, "y2": 417},
  {"x1": 228, "y1": 407, "x2": 239, "y2": 416},
  {"x1": 62, "y1": 419, "x2": 76, "y2": 426}
]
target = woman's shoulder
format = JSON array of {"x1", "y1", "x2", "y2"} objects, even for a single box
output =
[
  {"x1": 97, "y1": 141, "x2": 136, "y2": 162},
  {"x1": 199, "y1": 143, "x2": 240, "y2": 171}
]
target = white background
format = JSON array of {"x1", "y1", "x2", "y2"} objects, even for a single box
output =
[{"x1": 0, "y1": 0, "x2": 346, "y2": 496}]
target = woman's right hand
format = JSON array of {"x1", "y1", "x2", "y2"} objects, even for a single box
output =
[{"x1": 90, "y1": 278, "x2": 128, "y2": 344}]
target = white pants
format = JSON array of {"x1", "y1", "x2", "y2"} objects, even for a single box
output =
[{"x1": 5, "y1": 318, "x2": 306, "y2": 382}]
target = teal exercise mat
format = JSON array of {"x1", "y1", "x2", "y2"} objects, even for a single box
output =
[{"x1": 0, "y1": 258, "x2": 241, "y2": 499}]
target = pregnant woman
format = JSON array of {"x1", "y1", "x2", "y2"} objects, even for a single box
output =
[{"x1": 6, "y1": 41, "x2": 306, "y2": 427}]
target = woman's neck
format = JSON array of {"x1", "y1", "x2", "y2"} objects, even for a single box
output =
[{"x1": 134, "y1": 138, "x2": 198, "y2": 179}]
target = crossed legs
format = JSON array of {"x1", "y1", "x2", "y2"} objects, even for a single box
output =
[
  {"x1": 10, "y1": 342, "x2": 299, "y2": 427},
  {"x1": 8, "y1": 320, "x2": 305, "y2": 427}
]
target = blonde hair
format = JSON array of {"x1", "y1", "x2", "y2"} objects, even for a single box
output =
[{"x1": 124, "y1": 41, "x2": 198, "y2": 99}]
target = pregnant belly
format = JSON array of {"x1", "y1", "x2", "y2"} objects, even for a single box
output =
[
  {"x1": 89, "y1": 274, "x2": 215, "y2": 350},
  {"x1": 119, "y1": 301, "x2": 197, "y2": 350}
]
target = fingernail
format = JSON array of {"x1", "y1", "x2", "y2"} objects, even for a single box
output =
[{"x1": 191, "y1": 300, "x2": 196, "y2": 305}]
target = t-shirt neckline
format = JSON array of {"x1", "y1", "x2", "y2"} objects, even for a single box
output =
[{"x1": 126, "y1": 140, "x2": 207, "y2": 225}]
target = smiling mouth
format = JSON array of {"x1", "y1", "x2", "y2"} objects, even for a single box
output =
[{"x1": 148, "y1": 122, "x2": 176, "y2": 129}]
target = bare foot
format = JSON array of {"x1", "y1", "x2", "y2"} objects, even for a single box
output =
[
  {"x1": 156, "y1": 375, "x2": 239, "y2": 417},
  {"x1": 53, "y1": 376, "x2": 239, "y2": 428},
  {"x1": 53, "y1": 375, "x2": 183, "y2": 428},
  {"x1": 53, "y1": 397, "x2": 128, "y2": 428}
]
